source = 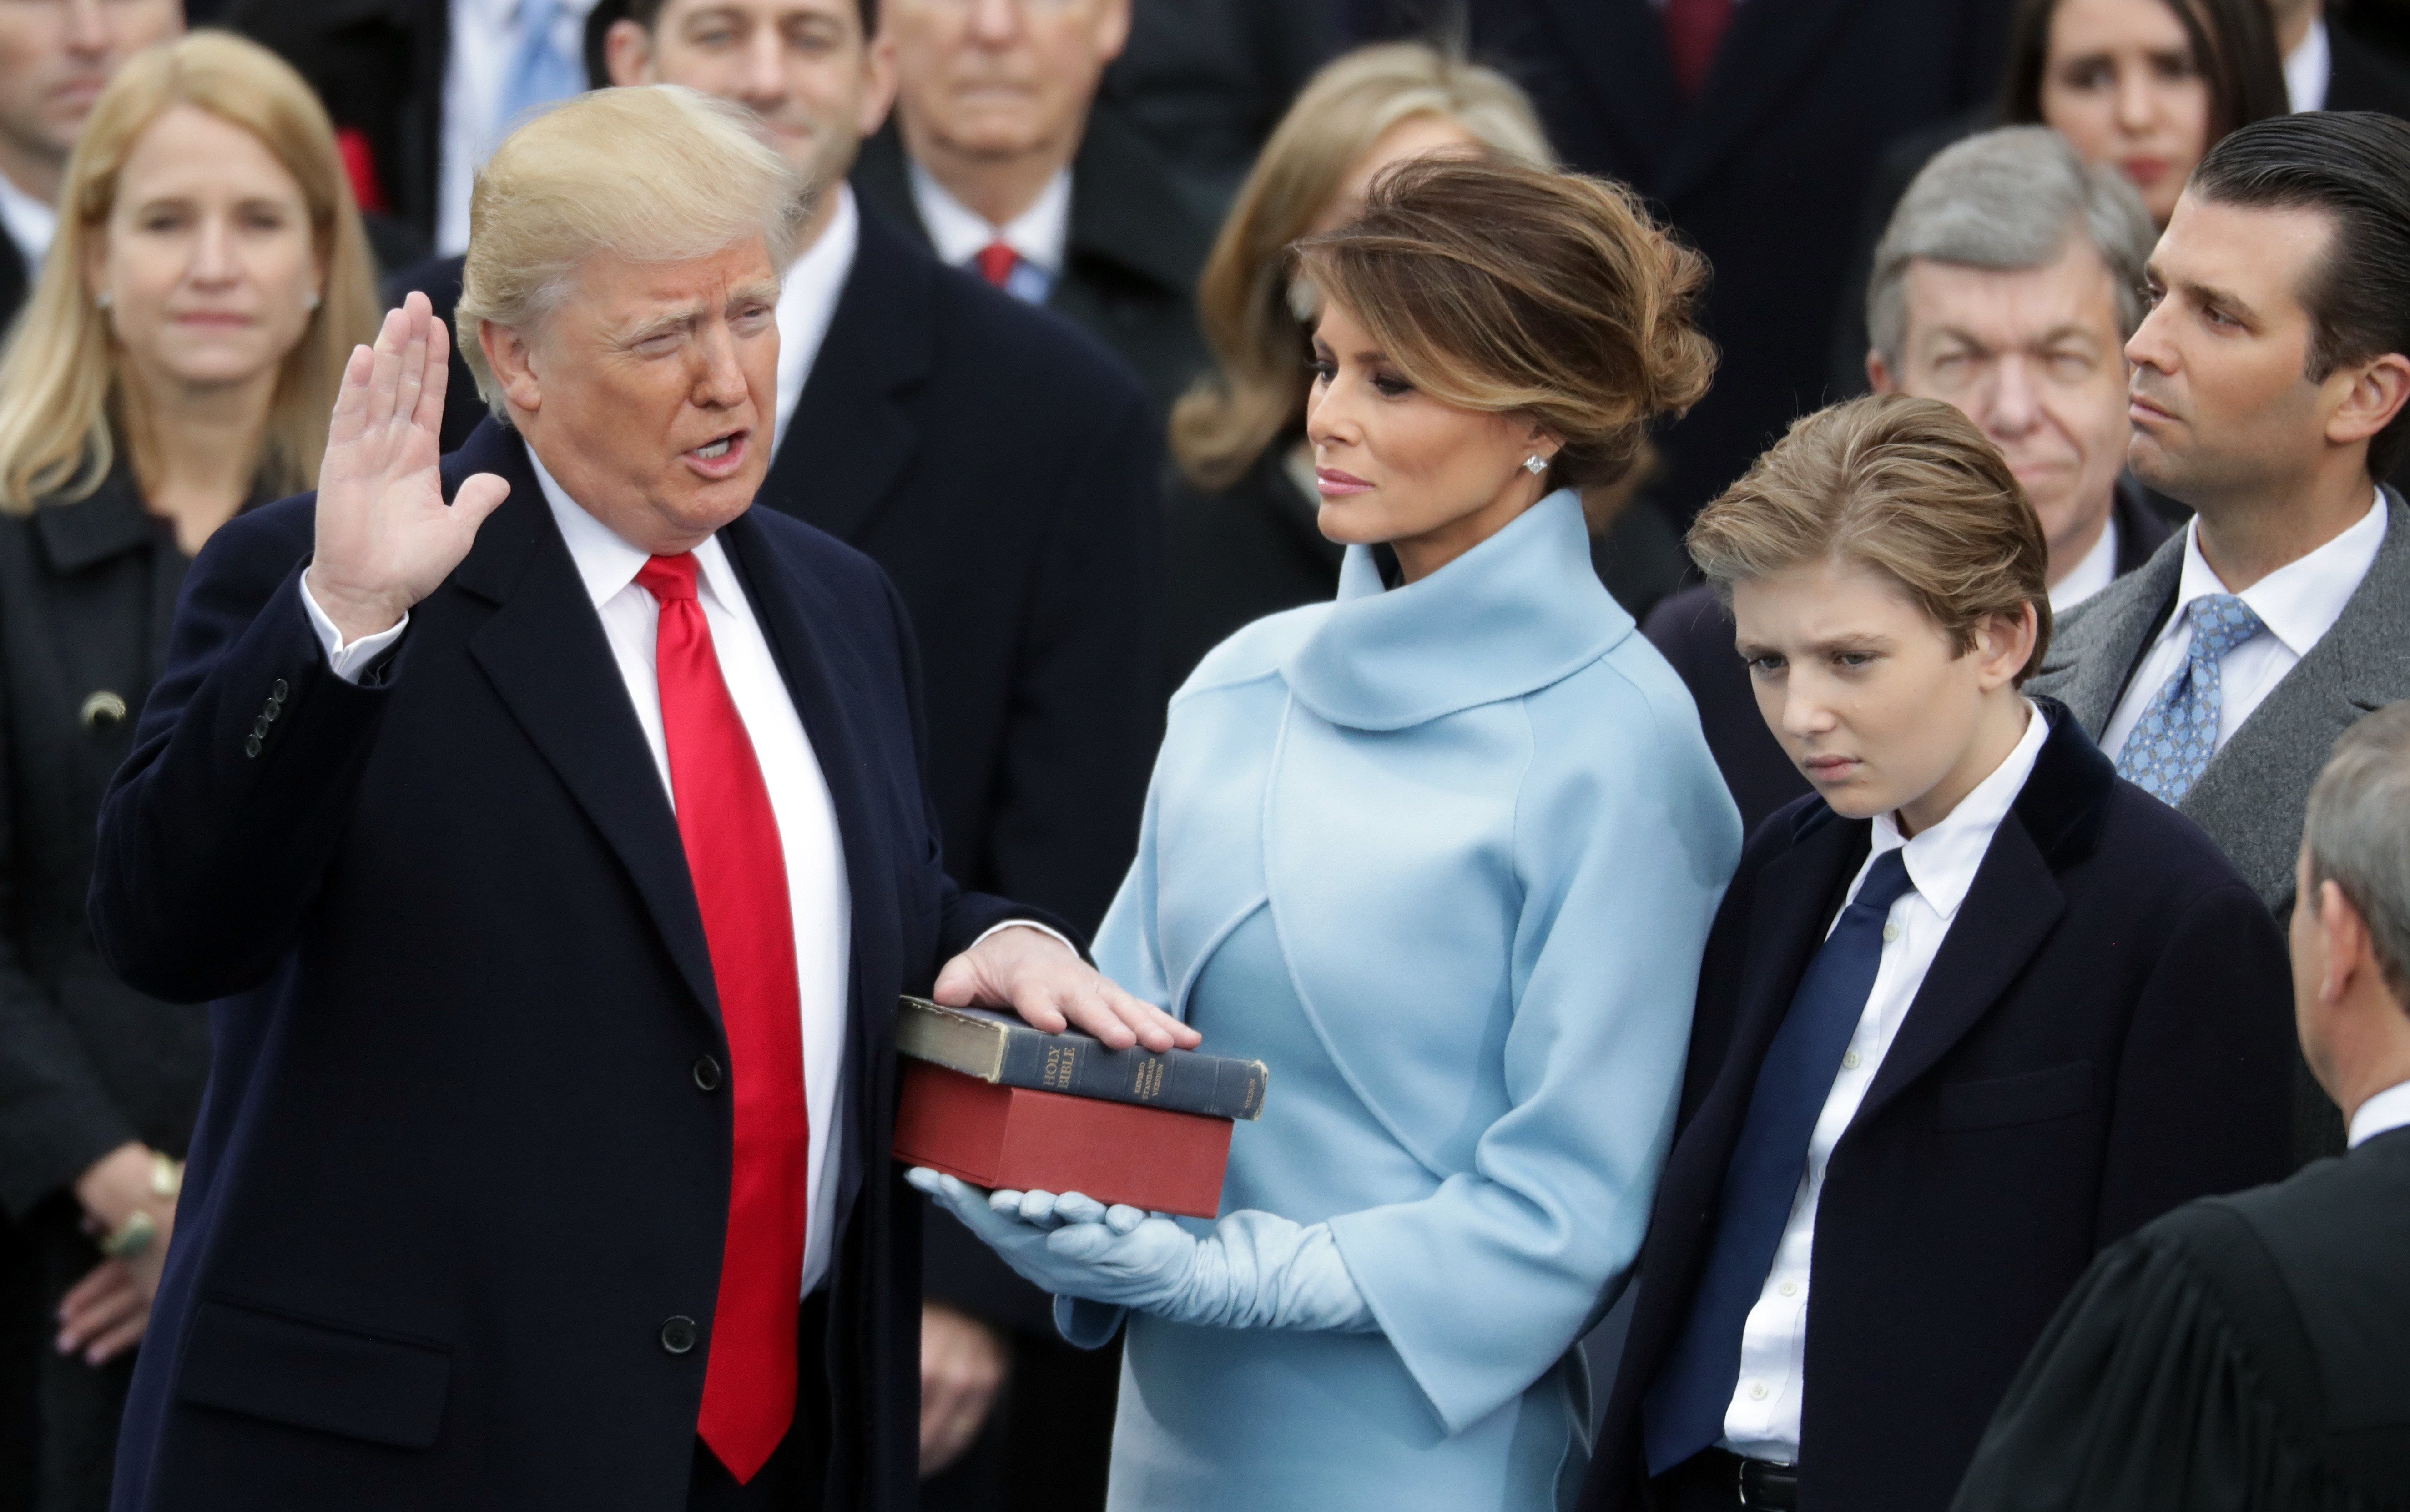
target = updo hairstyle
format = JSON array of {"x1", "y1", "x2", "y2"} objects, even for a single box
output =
[{"x1": 1291, "y1": 155, "x2": 1716, "y2": 494}]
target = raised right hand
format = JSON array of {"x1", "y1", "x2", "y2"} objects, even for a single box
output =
[{"x1": 306, "y1": 292, "x2": 509, "y2": 641}]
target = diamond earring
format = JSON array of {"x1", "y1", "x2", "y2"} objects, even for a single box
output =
[
  {"x1": 305, "y1": 290, "x2": 321, "y2": 312},
  {"x1": 1522, "y1": 454, "x2": 1548, "y2": 476},
  {"x1": 95, "y1": 291, "x2": 112, "y2": 310}
]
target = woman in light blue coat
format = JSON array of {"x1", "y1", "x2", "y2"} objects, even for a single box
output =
[{"x1": 917, "y1": 156, "x2": 1743, "y2": 1510}]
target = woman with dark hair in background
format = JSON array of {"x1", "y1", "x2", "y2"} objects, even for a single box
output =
[
  {"x1": 1831, "y1": 0, "x2": 2285, "y2": 389},
  {"x1": 0, "y1": 32, "x2": 378, "y2": 1510},
  {"x1": 921, "y1": 155, "x2": 1739, "y2": 1510}
]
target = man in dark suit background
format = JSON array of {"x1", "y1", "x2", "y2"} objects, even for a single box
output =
[
  {"x1": 2027, "y1": 112, "x2": 2410, "y2": 1162},
  {"x1": 1459, "y1": 0, "x2": 2017, "y2": 522},
  {"x1": 852, "y1": 0, "x2": 1212, "y2": 412},
  {"x1": 0, "y1": 0, "x2": 181, "y2": 332},
  {"x1": 1650, "y1": 127, "x2": 2173, "y2": 835},
  {"x1": 87, "y1": 86, "x2": 1183, "y2": 1511},
  {"x1": 1953, "y1": 701, "x2": 2410, "y2": 1511},
  {"x1": 1586, "y1": 395, "x2": 2293, "y2": 1512},
  {"x1": 2274, "y1": 0, "x2": 2410, "y2": 116}
]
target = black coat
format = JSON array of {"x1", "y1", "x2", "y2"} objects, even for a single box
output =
[
  {"x1": 1583, "y1": 701, "x2": 2295, "y2": 1512},
  {"x1": 0, "y1": 234, "x2": 27, "y2": 342},
  {"x1": 851, "y1": 106, "x2": 1214, "y2": 415},
  {"x1": 1644, "y1": 479, "x2": 2175, "y2": 837},
  {"x1": 1161, "y1": 445, "x2": 1342, "y2": 695},
  {"x1": 1467, "y1": 0, "x2": 2017, "y2": 517},
  {"x1": 1952, "y1": 1126, "x2": 2410, "y2": 1511},
  {"x1": 2328, "y1": 25, "x2": 2410, "y2": 116},
  {"x1": 89, "y1": 422, "x2": 1056, "y2": 1512},
  {"x1": 0, "y1": 474, "x2": 213, "y2": 1512}
]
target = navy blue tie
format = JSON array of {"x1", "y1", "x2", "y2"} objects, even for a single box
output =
[{"x1": 1642, "y1": 848, "x2": 1916, "y2": 1474}]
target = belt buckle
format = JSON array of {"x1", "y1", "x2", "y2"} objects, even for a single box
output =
[{"x1": 1735, "y1": 1457, "x2": 1798, "y2": 1512}]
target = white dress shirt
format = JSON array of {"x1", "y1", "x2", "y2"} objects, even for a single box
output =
[
  {"x1": 2349, "y1": 1079, "x2": 2410, "y2": 1149},
  {"x1": 303, "y1": 444, "x2": 855, "y2": 1294},
  {"x1": 775, "y1": 184, "x2": 861, "y2": 443},
  {"x1": 0, "y1": 168, "x2": 55, "y2": 276},
  {"x1": 1720, "y1": 700, "x2": 2053, "y2": 1463},
  {"x1": 2102, "y1": 493, "x2": 2385, "y2": 763},
  {"x1": 438, "y1": 0, "x2": 600, "y2": 257},
  {"x1": 2285, "y1": 14, "x2": 2332, "y2": 113},
  {"x1": 908, "y1": 156, "x2": 1069, "y2": 302},
  {"x1": 2047, "y1": 514, "x2": 2119, "y2": 613}
]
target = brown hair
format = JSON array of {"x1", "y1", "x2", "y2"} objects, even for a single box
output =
[
  {"x1": 1291, "y1": 155, "x2": 1714, "y2": 495},
  {"x1": 1687, "y1": 394, "x2": 2054, "y2": 684},
  {"x1": 0, "y1": 31, "x2": 381, "y2": 512},
  {"x1": 2000, "y1": 0, "x2": 2286, "y2": 154},
  {"x1": 1170, "y1": 42, "x2": 1553, "y2": 490}
]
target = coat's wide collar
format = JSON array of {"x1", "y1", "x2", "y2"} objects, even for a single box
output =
[{"x1": 1280, "y1": 491, "x2": 1632, "y2": 732}]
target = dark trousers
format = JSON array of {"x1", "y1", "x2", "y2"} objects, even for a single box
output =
[
  {"x1": 686, "y1": 1292, "x2": 833, "y2": 1511},
  {"x1": 1648, "y1": 1448, "x2": 1798, "y2": 1512}
]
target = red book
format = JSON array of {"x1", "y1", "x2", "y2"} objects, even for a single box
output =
[{"x1": 894, "y1": 1061, "x2": 1232, "y2": 1219}]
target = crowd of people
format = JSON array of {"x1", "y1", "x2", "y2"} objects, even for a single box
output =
[{"x1": 1, "y1": 1, "x2": 2409, "y2": 1511}]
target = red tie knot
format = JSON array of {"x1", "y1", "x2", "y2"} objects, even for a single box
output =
[
  {"x1": 974, "y1": 241, "x2": 1018, "y2": 287},
  {"x1": 636, "y1": 553, "x2": 700, "y2": 605}
]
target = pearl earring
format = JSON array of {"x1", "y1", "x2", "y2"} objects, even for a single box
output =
[
  {"x1": 1522, "y1": 454, "x2": 1548, "y2": 476},
  {"x1": 305, "y1": 291, "x2": 321, "y2": 312},
  {"x1": 94, "y1": 291, "x2": 111, "y2": 310}
]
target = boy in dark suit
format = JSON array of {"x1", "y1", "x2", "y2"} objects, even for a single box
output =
[{"x1": 1584, "y1": 394, "x2": 2294, "y2": 1512}]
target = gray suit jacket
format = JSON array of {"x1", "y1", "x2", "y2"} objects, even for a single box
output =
[{"x1": 2030, "y1": 486, "x2": 2410, "y2": 917}]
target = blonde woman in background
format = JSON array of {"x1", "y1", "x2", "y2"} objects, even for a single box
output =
[
  {"x1": 0, "y1": 31, "x2": 375, "y2": 1508},
  {"x1": 1160, "y1": 42, "x2": 1554, "y2": 690}
]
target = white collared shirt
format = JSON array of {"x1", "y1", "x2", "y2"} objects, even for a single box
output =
[
  {"x1": 302, "y1": 444, "x2": 854, "y2": 1295},
  {"x1": 2102, "y1": 492, "x2": 2386, "y2": 763},
  {"x1": 908, "y1": 155, "x2": 1069, "y2": 299},
  {"x1": 437, "y1": 0, "x2": 600, "y2": 257},
  {"x1": 775, "y1": 184, "x2": 861, "y2": 442},
  {"x1": 1721, "y1": 700, "x2": 2053, "y2": 1463},
  {"x1": 0, "y1": 168, "x2": 55, "y2": 275},
  {"x1": 2285, "y1": 14, "x2": 2332, "y2": 113},
  {"x1": 2349, "y1": 1079, "x2": 2410, "y2": 1148},
  {"x1": 2048, "y1": 514, "x2": 2120, "y2": 613}
]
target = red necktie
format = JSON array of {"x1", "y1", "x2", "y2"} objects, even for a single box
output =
[
  {"x1": 636, "y1": 554, "x2": 807, "y2": 1484},
  {"x1": 1663, "y1": 0, "x2": 1734, "y2": 96},
  {"x1": 974, "y1": 240, "x2": 1019, "y2": 287}
]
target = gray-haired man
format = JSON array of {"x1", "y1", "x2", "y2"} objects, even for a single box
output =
[{"x1": 1643, "y1": 125, "x2": 2177, "y2": 834}]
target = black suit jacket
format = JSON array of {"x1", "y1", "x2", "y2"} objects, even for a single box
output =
[
  {"x1": 1583, "y1": 701, "x2": 2294, "y2": 1512},
  {"x1": 851, "y1": 106, "x2": 1214, "y2": 414},
  {"x1": 224, "y1": 0, "x2": 445, "y2": 243},
  {"x1": 2328, "y1": 25, "x2": 2410, "y2": 116},
  {"x1": 0, "y1": 232, "x2": 27, "y2": 340},
  {"x1": 88, "y1": 422, "x2": 1052, "y2": 1511},
  {"x1": 1467, "y1": 0, "x2": 2016, "y2": 517},
  {"x1": 1645, "y1": 479, "x2": 2174, "y2": 836}
]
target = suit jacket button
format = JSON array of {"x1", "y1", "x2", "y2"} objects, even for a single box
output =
[
  {"x1": 660, "y1": 1315, "x2": 699, "y2": 1355},
  {"x1": 271, "y1": 678, "x2": 289, "y2": 701},
  {"x1": 692, "y1": 1056, "x2": 723, "y2": 1092},
  {"x1": 80, "y1": 690, "x2": 128, "y2": 729},
  {"x1": 244, "y1": 735, "x2": 263, "y2": 759}
]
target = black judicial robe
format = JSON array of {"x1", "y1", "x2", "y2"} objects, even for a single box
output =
[{"x1": 1952, "y1": 1125, "x2": 2410, "y2": 1512}]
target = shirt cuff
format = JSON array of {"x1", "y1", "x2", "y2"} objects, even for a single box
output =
[
  {"x1": 969, "y1": 920, "x2": 1080, "y2": 958},
  {"x1": 300, "y1": 574, "x2": 409, "y2": 684}
]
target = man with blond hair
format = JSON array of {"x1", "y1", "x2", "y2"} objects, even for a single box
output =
[{"x1": 88, "y1": 85, "x2": 1179, "y2": 1512}]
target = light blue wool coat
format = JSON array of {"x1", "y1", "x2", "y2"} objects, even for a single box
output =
[{"x1": 1080, "y1": 491, "x2": 1741, "y2": 1510}]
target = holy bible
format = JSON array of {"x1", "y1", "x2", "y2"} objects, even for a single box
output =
[{"x1": 892, "y1": 998, "x2": 1270, "y2": 1219}]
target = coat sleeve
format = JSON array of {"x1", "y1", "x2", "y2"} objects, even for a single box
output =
[
  {"x1": 88, "y1": 502, "x2": 400, "y2": 1005},
  {"x1": 979, "y1": 381, "x2": 1163, "y2": 936},
  {"x1": 0, "y1": 636, "x2": 138, "y2": 1217},
  {"x1": 2092, "y1": 880, "x2": 2295, "y2": 1247},
  {"x1": 1326, "y1": 675, "x2": 1743, "y2": 1433}
]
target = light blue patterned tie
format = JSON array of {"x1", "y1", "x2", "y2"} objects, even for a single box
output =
[
  {"x1": 499, "y1": 0, "x2": 584, "y2": 131},
  {"x1": 2113, "y1": 593, "x2": 2267, "y2": 803}
]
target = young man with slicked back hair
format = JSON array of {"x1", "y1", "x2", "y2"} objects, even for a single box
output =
[{"x1": 2030, "y1": 110, "x2": 2410, "y2": 1163}]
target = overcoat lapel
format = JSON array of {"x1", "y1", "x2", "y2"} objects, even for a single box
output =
[
  {"x1": 2032, "y1": 534, "x2": 2185, "y2": 737},
  {"x1": 448, "y1": 427, "x2": 724, "y2": 1028},
  {"x1": 763, "y1": 207, "x2": 929, "y2": 544}
]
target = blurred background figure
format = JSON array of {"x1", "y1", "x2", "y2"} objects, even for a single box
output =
[
  {"x1": 1161, "y1": 41, "x2": 1554, "y2": 690},
  {"x1": 1831, "y1": 0, "x2": 2286, "y2": 391},
  {"x1": 1431, "y1": 0, "x2": 2021, "y2": 527},
  {"x1": 857, "y1": 0, "x2": 1212, "y2": 410},
  {"x1": 0, "y1": 0, "x2": 182, "y2": 332},
  {"x1": 2272, "y1": 0, "x2": 2410, "y2": 113},
  {"x1": 1953, "y1": 701, "x2": 2410, "y2": 1512},
  {"x1": 0, "y1": 30, "x2": 378, "y2": 1512},
  {"x1": 1661, "y1": 126, "x2": 2173, "y2": 834},
  {"x1": 225, "y1": 0, "x2": 599, "y2": 270},
  {"x1": 1098, "y1": 0, "x2": 1345, "y2": 222}
]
